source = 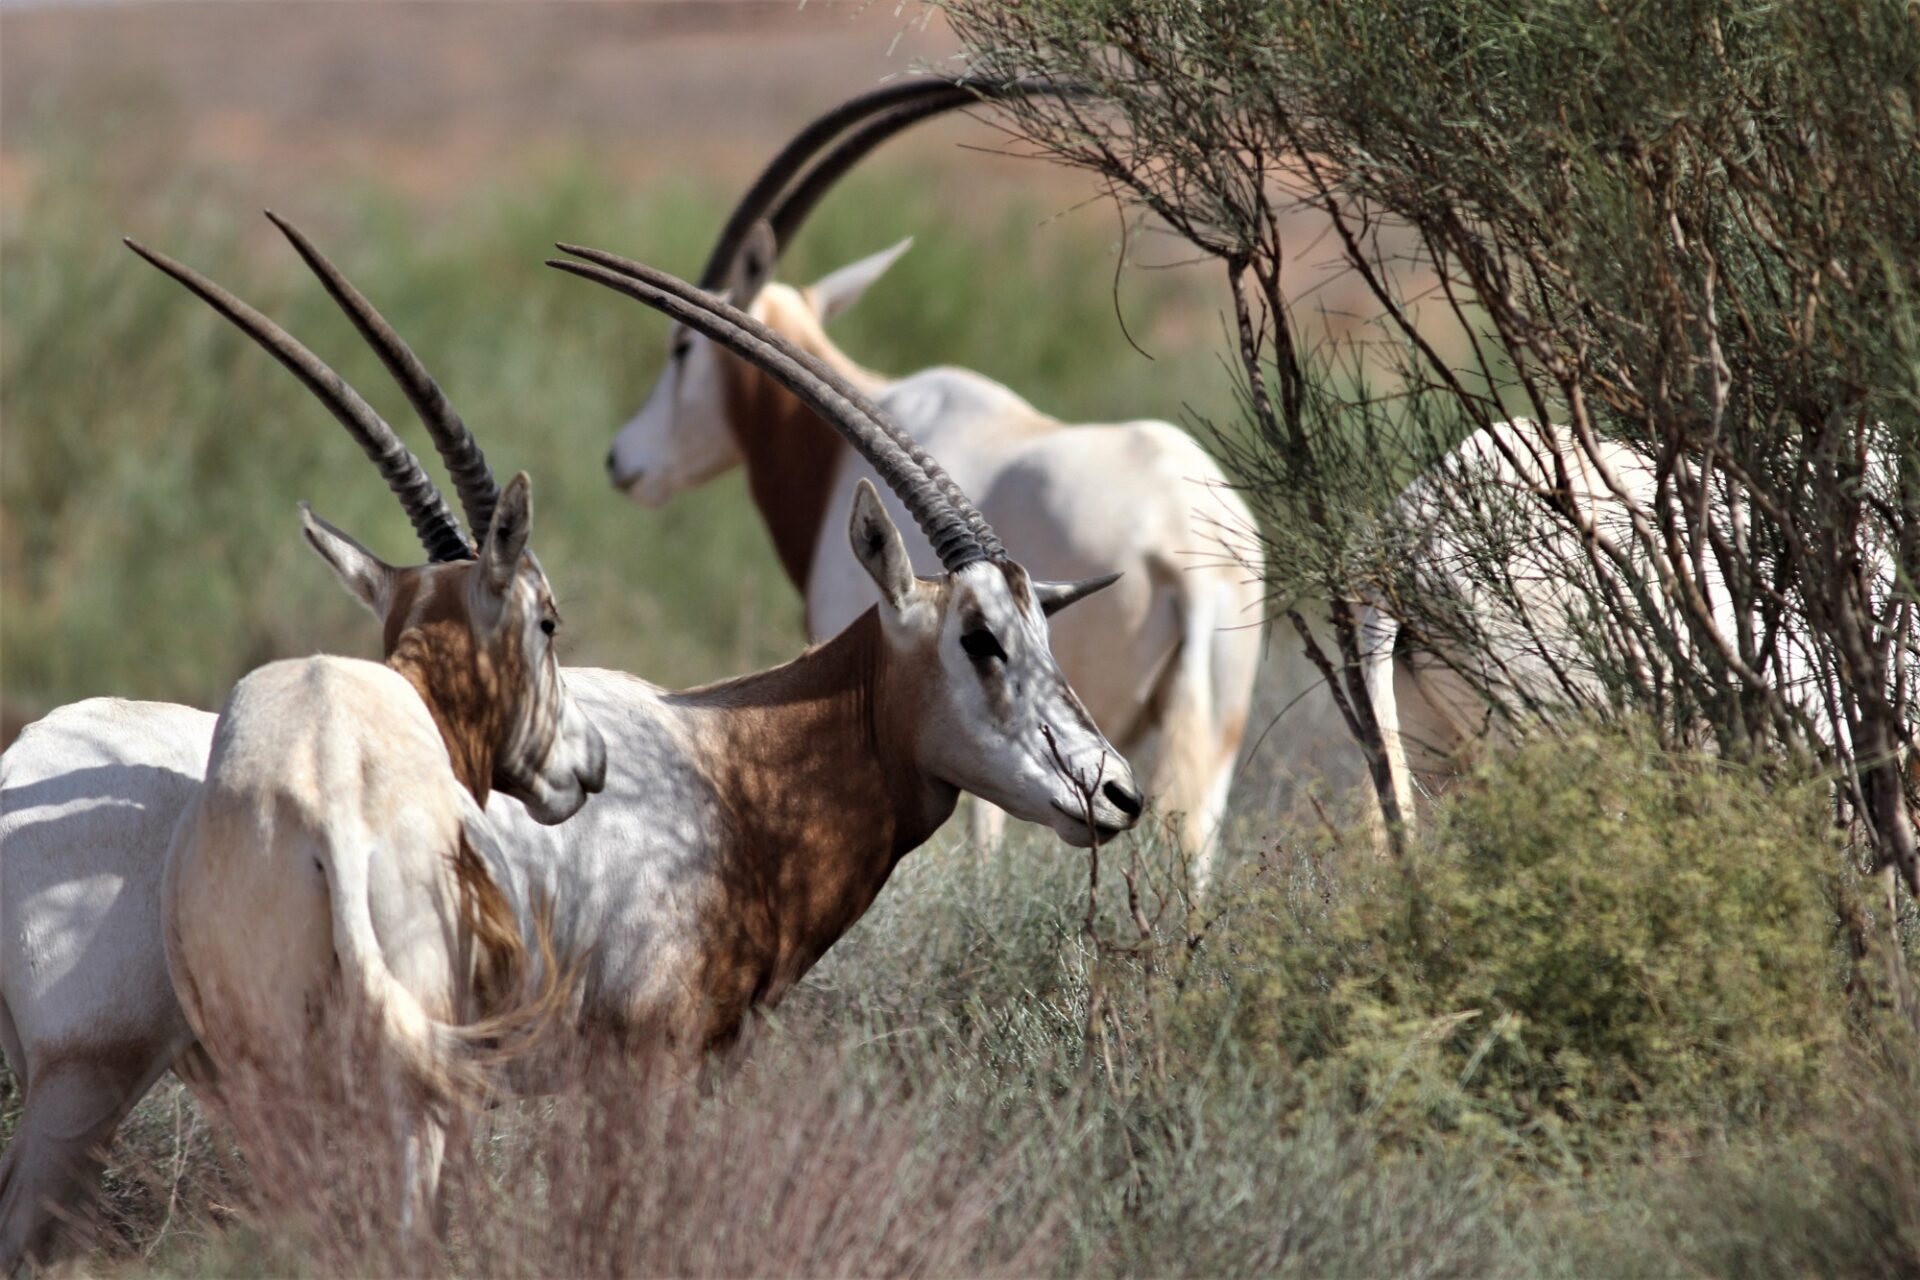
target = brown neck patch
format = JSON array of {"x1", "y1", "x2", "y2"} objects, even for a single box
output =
[
  {"x1": 720, "y1": 290, "x2": 878, "y2": 596},
  {"x1": 381, "y1": 565, "x2": 513, "y2": 806},
  {"x1": 675, "y1": 607, "x2": 957, "y2": 1046},
  {"x1": 381, "y1": 564, "x2": 537, "y2": 1022}
]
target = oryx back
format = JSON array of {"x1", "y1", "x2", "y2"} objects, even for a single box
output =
[{"x1": 162, "y1": 657, "x2": 477, "y2": 1084}]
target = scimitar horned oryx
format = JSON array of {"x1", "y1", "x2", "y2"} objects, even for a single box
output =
[
  {"x1": 1266, "y1": 416, "x2": 1862, "y2": 851},
  {"x1": 0, "y1": 235, "x2": 1140, "y2": 1269},
  {"x1": 117, "y1": 225, "x2": 608, "y2": 1229},
  {"x1": 602, "y1": 79, "x2": 1265, "y2": 877}
]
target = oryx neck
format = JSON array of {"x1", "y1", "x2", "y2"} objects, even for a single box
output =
[
  {"x1": 677, "y1": 610, "x2": 957, "y2": 1018},
  {"x1": 382, "y1": 573, "x2": 499, "y2": 807},
  {"x1": 720, "y1": 294, "x2": 889, "y2": 597}
]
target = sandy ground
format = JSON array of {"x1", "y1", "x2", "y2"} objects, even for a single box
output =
[{"x1": 1, "y1": 1, "x2": 1090, "y2": 219}]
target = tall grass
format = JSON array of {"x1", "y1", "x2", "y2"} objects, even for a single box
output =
[
  {"x1": 80, "y1": 827, "x2": 1527, "y2": 1279},
  {"x1": 6, "y1": 722, "x2": 1905, "y2": 1276}
]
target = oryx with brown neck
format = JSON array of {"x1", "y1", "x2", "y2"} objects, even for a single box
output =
[
  {"x1": 602, "y1": 79, "x2": 1264, "y2": 875},
  {"x1": 0, "y1": 235, "x2": 1138, "y2": 1267},
  {"x1": 530, "y1": 247, "x2": 1141, "y2": 1045},
  {"x1": 130, "y1": 225, "x2": 606, "y2": 1226}
]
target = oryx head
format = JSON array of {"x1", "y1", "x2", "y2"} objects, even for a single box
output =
[
  {"x1": 554, "y1": 246, "x2": 1142, "y2": 846},
  {"x1": 845, "y1": 480, "x2": 1140, "y2": 843},
  {"x1": 299, "y1": 474, "x2": 605, "y2": 824},
  {"x1": 607, "y1": 226, "x2": 909, "y2": 505},
  {"x1": 605, "y1": 77, "x2": 1080, "y2": 508},
  {"x1": 128, "y1": 218, "x2": 608, "y2": 824}
]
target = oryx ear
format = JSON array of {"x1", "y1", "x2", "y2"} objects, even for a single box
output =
[
  {"x1": 727, "y1": 220, "x2": 778, "y2": 309},
  {"x1": 300, "y1": 503, "x2": 394, "y2": 617},
  {"x1": 1035, "y1": 571, "x2": 1122, "y2": 617},
  {"x1": 848, "y1": 478, "x2": 917, "y2": 613},
  {"x1": 480, "y1": 471, "x2": 534, "y2": 596},
  {"x1": 808, "y1": 237, "x2": 912, "y2": 325}
]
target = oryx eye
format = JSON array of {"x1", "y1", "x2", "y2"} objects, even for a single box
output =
[
  {"x1": 961, "y1": 629, "x2": 1007, "y2": 663},
  {"x1": 671, "y1": 335, "x2": 693, "y2": 362},
  {"x1": 540, "y1": 617, "x2": 558, "y2": 638}
]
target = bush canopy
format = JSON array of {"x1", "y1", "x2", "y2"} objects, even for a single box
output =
[{"x1": 947, "y1": 0, "x2": 1920, "y2": 884}]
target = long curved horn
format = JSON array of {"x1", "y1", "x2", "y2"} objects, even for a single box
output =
[
  {"x1": 698, "y1": 77, "x2": 1084, "y2": 290},
  {"x1": 263, "y1": 212, "x2": 502, "y2": 539},
  {"x1": 125, "y1": 238, "x2": 475, "y2": 563},
  {"x1": 551, "y1": 246, "x2": 1005, "y2": 571},
  {"x1": 766, "y1": 79, "x2": 1089, "y2": 262}
]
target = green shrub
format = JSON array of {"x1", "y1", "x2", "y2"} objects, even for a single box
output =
[{"x1": 1215, "y1": 725, "x2": 1849, "y2": 1165}]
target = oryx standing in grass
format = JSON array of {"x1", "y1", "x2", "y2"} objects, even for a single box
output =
[
  {"x1": 603, "y1": 80, "x2": 1264, "y2": 873},
  {"x1": 126, "y1": 226, "x2": 607, "y2": 1224},
  {"x1": 1266, "y1": 414, "x2": 1862, "y2": 849},
  {"x1": 0, "y1": 223, "x2": 1139, "y2": 1269}
]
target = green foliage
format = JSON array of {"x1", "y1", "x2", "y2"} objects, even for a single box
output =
[
  {"x1": 949, "y1": 0, "x2": 1920, "y2": 877},
  {"x1": 1214, "y1": 726, "x2": 1848, "y2": 1165},
  {"x1": 8, "y1": 22, "x2": 1914, "y2": 1273},
  {"x1": 1645, "y1": 1042, "x2": 1920, "y2": 1278}
]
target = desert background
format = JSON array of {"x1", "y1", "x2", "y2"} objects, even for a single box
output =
[{"x1": 2, "y1": 0, "x2": 1278, "y2": 744}]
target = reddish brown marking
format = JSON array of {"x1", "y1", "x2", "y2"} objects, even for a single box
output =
[
  {"x1": 668, "y1": 604, "x2": 959, "y2": 1048},
  {"x1": 719, "y1": 290, "x2": 876, "y2": 596},
  {"x1": 454, "y1": 827, "x2": 527, "y2": 1016},
  {"x1": 995, "y1": 560, "x2": 1033, "y2": 609},
  {"x1": 1218, "y1": 709, "x2": 1249, "y2": 759},
  {"x1": 379, "y1": 563, "x2": 533, "y2": 1008},
  {"x1": 381, "y1": 565, "x2": 516, "y2": 807}
]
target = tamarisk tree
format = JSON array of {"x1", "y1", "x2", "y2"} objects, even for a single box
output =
[{"x1": 947, "y1": 0, "x2": 1920, "y2": 887}]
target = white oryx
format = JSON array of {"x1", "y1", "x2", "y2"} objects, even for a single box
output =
[
  {"x1": 127, "y1": 227, "x2": 608, "y2": 1222},
  {"x1": 1266, "y1": 415, "x2": 1850, "y2": 838},
  {"x1": 1259, "y1": 418, "x2": 1657, "y2": 831},
  {"x1": 603, "y1": 80, "x2": 1264, "y2": 873},
  {"x1": 0, "y1": 229, "x2": 1139, "y2": 1269}
]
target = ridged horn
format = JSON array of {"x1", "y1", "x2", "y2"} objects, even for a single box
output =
[
  {"x1": 124, "y1": 237, "x2": 475, "y2": 563},
  {"x1": 263, "y1": 212, "x2": 501, "y2": 539},
  {"x1": 768, "y1": 79, "x2": 1089, "y2": 260},
  {"x1": 698, "y1": 77, "x2": 1085, "y2": 291},
  {"x1": 551, "y1": 245, "x2": 1005, "y2": 571}
]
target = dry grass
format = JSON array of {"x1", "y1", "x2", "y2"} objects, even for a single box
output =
[
  {"x1": 7, "y1": 787, "x2": 1909, "y2": 1278},
  {"x1": 10, "y1": 825, "x2": 1522, "y2": 1279}
]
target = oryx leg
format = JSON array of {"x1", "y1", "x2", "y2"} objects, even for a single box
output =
[
  {"x1": 0, "y1": 1036, "x2": 181, "y2": 1274},
  {"x1": 1136, "y1": 573, "x2": 1256, "y2": 896},
  {"x1": 397, "y1": 1112, "x2": 450, "y2": 1242},
  {"x1": 1359, "y1": 605, "x2": 1416, "y2": 858}
]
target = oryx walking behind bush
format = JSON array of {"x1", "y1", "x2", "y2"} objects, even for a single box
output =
[
  {"x1": 0, "y1": 229, "x2": 1139, "y2": 1267},
  {"x1": 1264, "y1": 415, "x2": 1858, "y2": 852},
  {"x1": 603, "y1": 81, "x2": 1264, "y2": 878},
  {"x1": 126, "y1": 226, "x2": 607, "y2": 1224}
]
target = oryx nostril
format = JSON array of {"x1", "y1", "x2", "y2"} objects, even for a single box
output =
[
  {"x1": 605, "y1": 445, "x2": 618, "y2": 474},
  {"x1": 1103, "y1": 781, "x2": 1144, "y2": 819}
]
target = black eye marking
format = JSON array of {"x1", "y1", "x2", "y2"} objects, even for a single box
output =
[
  {"x1": 671, "y1": 335, "x2": 693, "y2": 362},
  {"x1": 540, "y1": 618, "x2": 558, "y2": 637},
  {"x1": 961, "y1": 629, "x2": 1007, "y2": 663}
]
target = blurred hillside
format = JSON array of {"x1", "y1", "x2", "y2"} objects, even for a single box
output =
[
  {"x1": 1, "y1": 2, "x2": 1249, "y2": 738},
  {"x1": 1, "y1": 2, "x2": 1106, "y2": 218}
]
